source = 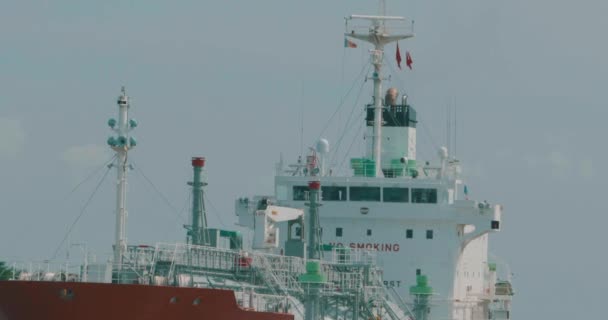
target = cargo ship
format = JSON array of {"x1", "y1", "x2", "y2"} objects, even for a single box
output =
[{"x1": 0, "y1": 2, "x2": 513, "y2": 319}]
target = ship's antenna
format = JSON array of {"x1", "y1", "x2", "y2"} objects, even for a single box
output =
[
  {"x1": 106, "y1": 87, "x2": 138, "y2": 271},
  {"x1": 445, "y1": 97, "x2": 457, "y2": 159},
  {"x1": 300, "y1": 81, "x2": 305, "y2": 159},
  {"x1": 446, "y1": 104, "x2": 451, "y2": 158},
  {"x1": 453, "y1": 97, "x2": 457, "y2": 159},
  {"x1": 345, "y1": 1, "x2": 414, "y2": 177}
]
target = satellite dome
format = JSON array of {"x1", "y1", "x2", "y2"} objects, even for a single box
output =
[{"x1": 316, "y1": 138, "x2": 330, "y2": 154}]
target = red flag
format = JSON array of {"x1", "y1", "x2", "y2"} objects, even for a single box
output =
[
  {"x1": 406, "y1": 51, "x2": 413, "y2": 70},
  {"x1": 396, "y1": 43, "x2": 402, "y2": 69}
]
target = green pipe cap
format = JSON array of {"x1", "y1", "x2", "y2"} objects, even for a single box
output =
[
  {"x1": 410, "y1": 274, "x2": 433, "y2": 295},
  {"x1": 298, "y1": 261, "x2": 327, "y2": 283}
]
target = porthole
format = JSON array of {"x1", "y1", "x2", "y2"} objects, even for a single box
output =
[{"x1": 59, "y1": 288, "x2": 74, "y2": 300}]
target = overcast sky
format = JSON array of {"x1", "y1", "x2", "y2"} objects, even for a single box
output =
[{"x1": 1, "y1": 1, "x2": 606, "y2": 319}]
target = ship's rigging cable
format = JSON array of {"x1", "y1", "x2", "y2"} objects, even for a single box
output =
[
  {"x1": 317, "y1": 62, "x2": 370, "y2": 141},
  {"x1": 133, "y1": 163, "x2": 184, "y2": 222},
  {"x1": 49, "y1": 163, "x2": 113, "y2": 260},
  {"x1": 133, "y1": 163, "x2": 230, "y2": 239},
  {"x1": 330, "y1": 109, "x2": 366, "y2": 171},
  {"x1": 385, "y1": 57, "x2": 441, "y2": 161},
  {"x1": 178, "y1": 193, "x2": 191, "y2": 224},
  {"x1": 61, "y1": 155, "x2": 117, "y2": 202},
  {"x1": 337, "y1": 113, "x2": 366, "y2": 173},
  {"x1": 202, "y1": 192, "x2": 229, "y2": 228},
  {"x1": 329, "y1": 78, "x2": 368, "y2": 168}
]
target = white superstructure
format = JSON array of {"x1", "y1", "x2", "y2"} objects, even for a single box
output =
[{"x1": 235, "y1": 2, "x2": 514, "y2": 320}]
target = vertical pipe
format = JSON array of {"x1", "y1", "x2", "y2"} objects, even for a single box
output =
[
  {"x1": 410, "y1": 274, "x2": 433, "y2": 320},
  {"x1": 304, "y1": 180, "x2": 322, "y2": 320},
  {"x1": 190, "y1": 157, "x2": 207, "y2": 246},
  {"x1": 307, "y1": 180, "x2": 321, "y2": 260},
  {"x1": 413, "y1": 295, "x2": 430, "y2": 320}
]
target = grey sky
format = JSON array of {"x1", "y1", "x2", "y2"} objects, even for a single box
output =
[{"x1": 1, "y1": 1, "x2": 606, "y2": 319}]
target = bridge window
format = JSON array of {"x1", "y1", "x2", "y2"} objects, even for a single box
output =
[
  {"x1": 383, "y1": 187, "x2": 409, "y2": 202},
  {"x1": 350, "y1": 186, "x2": 381, "y2": 201},
  {"x1": 411, "y1": 188, "x2": 437, "y2": 203},
  {"x1": 406, "y1": 229, "x2": 413, "y2": 239},
  {"x1": 426, "y1": 230, "x2": 434, "y2": 239},
  {"x1": 367, "y1": 229, "x2": 372, "y2": 236},
  {"x1": 322, "y1": 186, "x2": 347, "y2": 201},
  {"x1": 336, "y1": 227, "x2": 343, "y2": 237},
  {"x1": 293, "y1": 186, "x2": 308, "y2": 201}
]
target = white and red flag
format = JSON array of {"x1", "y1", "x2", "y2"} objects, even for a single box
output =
[{"x1": 344, "y1": 38, "x2": 357, "y2": 48}]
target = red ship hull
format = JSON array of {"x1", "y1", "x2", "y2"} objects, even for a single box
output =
[{"x1": 0, "y1": 281, "x2": 293, "y2": 320}]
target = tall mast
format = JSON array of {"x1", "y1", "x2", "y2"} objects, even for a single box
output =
[
  {"x1": 346, "y1": 7, "x2": 414, "y2": 177},
  {"x1": 107, "y1": 87, "x2": 137, "y2": 269}
]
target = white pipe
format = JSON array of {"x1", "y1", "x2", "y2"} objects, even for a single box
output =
[
  {"x1": 372, "y1": 47, "x2": 384, "y2": 177},
  {"x1": 113, "y1": 89, "x2": 129, "y2": 270}
]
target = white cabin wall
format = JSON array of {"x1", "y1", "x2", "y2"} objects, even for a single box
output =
[
  {"x1": 320, "y1": 215, "x2": 462, "y2": 319},
  {"x1": 265, "y1": 176, "x2": 497, "y2": 320},
  {"x1": 365, "y1": 127, "x2": 417, "y2": 170}
]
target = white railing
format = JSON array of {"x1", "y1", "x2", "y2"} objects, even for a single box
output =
[
  {"x1": 4, "y1": 261, "x2": 145, "y2": 284},
  {"x1": 330, "y1": 247, "x2": 377, "y2": 265},
  {"x1": 249, "y1": 254, "x2": 304, "y2": 318},
  {"x1": 152, "y1": 243, "x2": 240, "y2": 275}
]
